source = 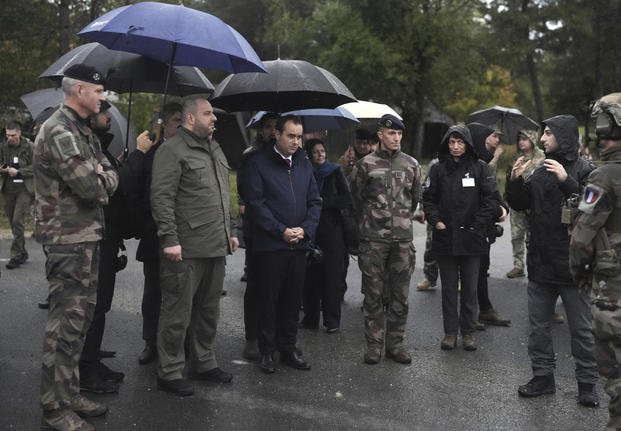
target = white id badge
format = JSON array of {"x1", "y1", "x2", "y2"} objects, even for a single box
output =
[{"x1": 462, "y1": 177, "x2": 475, "y2": 187}]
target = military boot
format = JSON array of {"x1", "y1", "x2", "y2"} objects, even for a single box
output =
[
  {"x1": 363, "y1": 348, "x2": 381, "y2": 365},
  {"x1": 462, "y1": 334, "x2": 477, "y2": 351},
  {"x1": 478, "y1": 309, "x2": 511, "y2": 326},
  {"x1": 440, "y1": 335, "x2": 457, "y2": 350},
  {"x1": 41, "y1": 409, "x2": 95, "y2": 431},
  {"x1": 72, "y1": 394, "x2": 108, "y2": 418},
  {"x1": 386, "y1": 347, "x2": 412, "y2": 364},
  {"x1": 577, "y1": 382, "x2": 600, "y2": 407},
  {"x1": 506, "y1": 267, "x2": 525, "y2": 278},
  {"x1": 518, "y1": 375, "x2": 555, "y2": 397}
]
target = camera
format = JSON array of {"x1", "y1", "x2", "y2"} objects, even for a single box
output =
[{"x1": 493, "y1": 223, "x2": 504, "y2": 238}]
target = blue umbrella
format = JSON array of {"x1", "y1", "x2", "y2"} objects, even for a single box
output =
[
  {"x1": 247, "y1": 108, "x2": 359, "y2": 133},
  {"x1": 77, "y1": 1, "x2": 266, "y2": 74}
]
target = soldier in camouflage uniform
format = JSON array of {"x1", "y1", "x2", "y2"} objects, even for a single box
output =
[
  {"x1": 570, "y1": 93, "x2": 621, "y2": 427},
  {"x1": 0, "y1": 121, "x2": 35, "y2": 269},
  {"x1": 507, "y1": 129, "x2": 545, "y2": 278},
  {"x1": 350, "y1": 114, "x2": 421, "y2": 365},
  {"x1": 35, "y1": 64, "x2": 118, "y2": 431}
]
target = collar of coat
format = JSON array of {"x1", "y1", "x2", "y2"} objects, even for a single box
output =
[{"x1": 60, "y1": 104, "x2": 93, "y2": 137}]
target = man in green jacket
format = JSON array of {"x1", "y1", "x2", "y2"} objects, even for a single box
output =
[
  {"x1": 0, "y1": 121, "x2": 35, "y2": 269},
  {"x1": 151, "y1": 97, "x2": 239, "y2": 397}
]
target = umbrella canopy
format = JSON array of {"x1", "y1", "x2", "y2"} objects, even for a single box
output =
[
  {"x1": 211, "y1": 59, "x2": 357, "y2": 113},
  {"x1": 467, "y1": 105, "x2": 538, "y2": 144},
  {"x1": 77, "y1": 2, "x2": 265, "y2": 73},
  {"x1": 246, "y1": 108, "x2": 359, "y2": 133},
  {"x1": 40, "y1": 42, "x2": 214, "y2": 96},
  {"x1": 20, "y1": 88, "x2": 135, "y2": 157},
  {"x1": 339, "y1": 100, "x2": 402, "y2": 120}
]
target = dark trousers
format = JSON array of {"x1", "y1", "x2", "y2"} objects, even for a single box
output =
[
  {"x1": 141, "y1": 257, "x2": 161, "y2": 345},
  {"x1": 243, "y1": 249, "x2": 259, "y2": 341},
  {"x1": 256, "y1": 250, "x2": 307, "y2": 355},
  {"x1": 81, "y1": 237, "x2": 119, "y2": 367},
  {"x1": 302, "y1": 256, "x2": 344, "y2": 330},
  {"x1": 477, "y1": 248, "x2": 493, "y2": 313},
  {"x1": 437, "y1": 255, "x2": 480, "y2": 336},
  {"x1": 527, "y1": 280, "x2": 598, "y2": 383}
]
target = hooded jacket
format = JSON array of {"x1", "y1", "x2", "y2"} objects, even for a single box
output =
[
  {"x1": 506, "y1": 115, "x2": 593, "y2": 285},
  {"x1": 423, "y1": 124, "x2": 498, "y2": 256}
]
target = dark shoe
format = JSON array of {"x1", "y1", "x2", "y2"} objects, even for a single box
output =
[
  {"x1": 157, "y1": 377, "x2": 194, "y2": 397},
  {"x1": 79, "y1": 374, "x2": 119, "y2": 394},
  {"x1": 478, "y1": 309, "x2": 511, "y2": 326},
  {"x1": 17, "y1": 252, "x2": 28, "y2": 264},
  {"x1": 242, "y1": 339, "x2": 260, "y2": 361},
  {"x1": 463, "y1": 334, "x2": 477, "y2": 351},
  {"x1": 441, "y1": 335, "x2": 457, "y2": 350},
  {"x1": 41, "y1": 409, "x2": 95, "y2": 431},
  {"x1": 280, "y1": 350, "x2": 310, "y2": 370},
  {"x1": 552, "y1": 312, "x2": 565, "y2": 324},
  {"x1": 326, "y1": 327, "x2": 339, "y2": 334},
  {"x1": 189, "y1": 367, "x2": 233, "y2": 383},
  {"x1": 139, "y1": 343, "x2": 157, "y2": 365},
  {"x1": 474, "y1": 321, "x2": 486, "y2": 331},
  {"x1": 518, "y1": 375, "x2": 556, "y2": 397},
  {"x1": 95, "y1": 361, "x2": 124, "y2": 383},
  {"x1": 577, "y1": 382, "x2": 600, "y2": 407},
  {"x1": 363, "y1": 348, "x2": 381, "y2": 364},
  {"x1": 38, "y1": 299, "x2": 50, "y2": 309},
  {"x1": 386, "y1": 348, "x2": 412, "y2": 364},
  {"x1": 97, "y1": 349, "x2": 116, "y2": 359},
  {"x1": 5, "y1": 258, "x2": 20, "y2": 269},
  {"x1": 506, "y1": 267, "x2": 525, "y2": 278},
  {"x1": 72, "y1": 394, "x2": 108, "y2": 418},
  {"x1": 259, "y1": 353, "x2": 276, "y2": 374}
]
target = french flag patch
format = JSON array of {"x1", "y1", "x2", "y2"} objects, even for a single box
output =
[{"x1": 584, "y1": 188, "x2": 599, "y2": 204}]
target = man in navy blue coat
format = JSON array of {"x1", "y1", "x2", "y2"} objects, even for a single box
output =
[{"x1": 240, "y1": 115, "x2": 322, "y2": 373}]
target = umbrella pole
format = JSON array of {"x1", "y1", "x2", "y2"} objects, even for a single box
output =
[
  {"x1": 125, "y1": 83, "x2": 133, "y2": 159},
  {"x1": 159, "y1": 43, "x2": 177, "y2": 124}
]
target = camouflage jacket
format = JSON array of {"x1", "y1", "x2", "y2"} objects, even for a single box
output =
[
  {"x1": 570, "y1": 147, "x2": 621, "y2": 295},
  {"x1": 350, "y1": 148, "x2": 421, "y2": 243},
  {"x1": 34, "y1": 104, "x2": 118, "y2": 244},
  {"x1": 0, "y1": 136, "x2": 35, "y2": 194}
]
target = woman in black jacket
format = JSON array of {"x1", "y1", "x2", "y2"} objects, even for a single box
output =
[
  {"x1": 423, "y1": 125, "x2": 498, "y2": 351},
  {"x1": 300, "y1": 139, "x2": 355, "y2": 333}
]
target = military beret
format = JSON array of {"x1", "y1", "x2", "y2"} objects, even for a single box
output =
[
  {"x1": 63, "y1": 64, "x2": 106, "y2": 86},
  {"x1": 378, "y1": 114, "x2": 405, "y2": 130}
]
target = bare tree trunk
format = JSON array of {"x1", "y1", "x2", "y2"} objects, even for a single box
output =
[
  {"x1": 58, "y1": 0, "x2": 71, "y2": 54},
  {"x1": 90, "y1": 0, "x2": 102, "y2": 21},
  {"x1": 526, "y1": 52, "x2": 544, "y2": 122}
]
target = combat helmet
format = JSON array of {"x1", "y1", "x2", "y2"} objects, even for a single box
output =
[{"x1": 591, "y1": 92, "x2": 621, "y2": 140}]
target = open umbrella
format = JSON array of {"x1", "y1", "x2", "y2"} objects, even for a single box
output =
[
  {"x1": 77, "y1": 2, "x2": 265, "y2": 74},
  {"x1": 211, "y1": 59, "x2": 357, "y2": 113},
  {"x1": 467, "y1": 105, "x2": 538, "y2": 144},
  {"x1": 339, "y1": 100, "x2": 402, "y2": 120},
  {"x1": 246, "y1": 108, "x2": 359, "y2": 133},
  {"x1": 40, "y1": 42, "x2": 214, "y2": 96},
  {"x1": 21, "y1": 88, "x2": 135, "y2": 157}
]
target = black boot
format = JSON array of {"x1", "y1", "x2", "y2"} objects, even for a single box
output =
[
  {"x1": 577, "y1": 382, "x2": 600, "y2": 407},
  {"x1": 518, "y1": 375, "x2": 555, "y2": 397}
]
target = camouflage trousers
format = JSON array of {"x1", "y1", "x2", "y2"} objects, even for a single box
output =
[
  {"x1": 3, "y1": 190, "x2": 33, "y2": 259},
  {"x1": 40, "y1": 241, "x2": 99, "y2": 412},
  {"x1": 509, "y1": 210, "x2": 529, "y2": 270},
  {"x1": 358, "y1": 240, "x2": 415, "y2": 351},
  {"x1": 423, "y1": 223, "x2": 438, "y2": 282},
  {"x1": 592, "y1": 297, "x2": 621, "y2": 431}
]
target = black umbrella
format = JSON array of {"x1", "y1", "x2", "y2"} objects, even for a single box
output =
[
  {"x1": 40, "y1": 42, "x2": 214, "y2": 97},
  {"x1": 211, "y1": 59, "x2": 357, "y2": 113},
  {"x1": 20, "y1": 88, "x2": 135, "y2": 157},
  {"x1": 467, "y1": 105, "x2": 539, "y2": 144}
]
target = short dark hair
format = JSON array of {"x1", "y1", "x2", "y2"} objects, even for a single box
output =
[
  {"x1": 161, "y1": 102, "x2": 182, "y2": 124},
  {"x1": 276, "y1": 114, "x2": 302, "y2": 132},
  {"x1": 304, "y1": 138, "x2": 325, "y2": 158},
  {"x1": 5, "y1": 121, "x2": 21, "y2": 132},
  {"x1": 259, "y1": 112, "x2": 280, "y2": 127},
  {"x1": 355, "y1": 128, "x2": 372, "y2": 141}
]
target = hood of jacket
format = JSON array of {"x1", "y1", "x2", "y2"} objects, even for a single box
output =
[
  {"x1": 438, "y1": 124, "x2": 477, "y2": 161},
  {"x1": 467, "y1": 122, "x2": 494, "y2": 163},
  {"x1": 542, "y1": 115, "x2": 579, "y2": 163}
]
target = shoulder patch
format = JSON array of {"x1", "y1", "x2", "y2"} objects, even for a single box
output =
[
  {"x1": 578, "y1": 184, "x2": 606, "y2": 215},
  {"x1": 52, "y1": 131, "x2": 81, "y2": 160}
]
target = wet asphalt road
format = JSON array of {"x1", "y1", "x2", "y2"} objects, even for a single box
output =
[{"x1": 0, "y1": 219, "x2": 608, "y2": 430}]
